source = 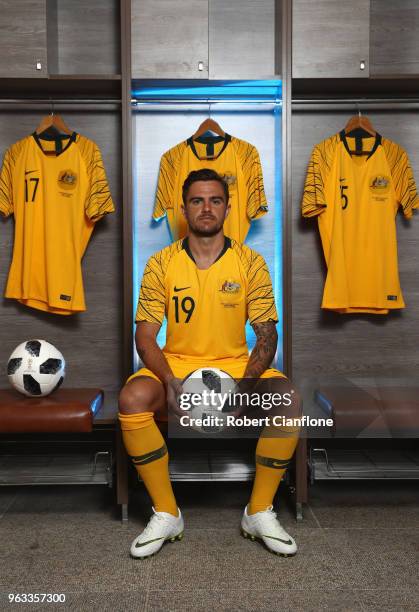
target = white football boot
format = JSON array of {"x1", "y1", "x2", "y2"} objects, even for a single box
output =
[
  {"x1": 241, "y1": 505, "x2": 297, "y2": 557},
  {"x1": 130, "y1": 507, "x2": 184, "y2": 559}
]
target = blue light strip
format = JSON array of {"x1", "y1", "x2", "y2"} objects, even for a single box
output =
[
  {"x1": 274, "y1": 103, "x2": 283, "y2": 370},
  {"x1": 132, "y1": 80, "x2": 282, "y2": 100},
  {"x1": 132, "y1": 130, "x2": 140, "y2": 369}
]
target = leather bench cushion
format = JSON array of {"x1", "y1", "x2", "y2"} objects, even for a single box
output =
[
  {"x1": 315, "y1": 384, "x2": 419, "y2": 437},
  {"x1": 375, "y1": 386, "x2": 419, "y2": 438},
  {"x1": 0, "y1": 388, "x2": 104, "y2": 433},
  {"x1": 315, "y1": 385, "x2": 384, "y2": 437}
]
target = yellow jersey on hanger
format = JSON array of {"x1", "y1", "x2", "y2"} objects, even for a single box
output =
[
  {"x1": 153, "y1": 134, "x2": 268, "y2": 243},
  {"x1": 302, "y1": 131, "x2": 419, "y2": 314},
  {"x1": 136, "y1": 237, "x2": 277, "y2": 364},
  {"x1": 0, "y1": 132, "x2": 115, "y2": 315}
]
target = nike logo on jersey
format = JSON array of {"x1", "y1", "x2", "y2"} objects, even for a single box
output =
[
  {"x1": 25, "y1": 170, "x2": 38, "y2": 175},
  {"x1": 173, "y1": 286, "x2": 191, "y2": 292}
]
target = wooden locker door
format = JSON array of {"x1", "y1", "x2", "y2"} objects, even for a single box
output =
[
  {"x1": 0, "y1": 0, "x2": 47, "y2": 77},
  {"x1": 293, "y1": 0, "x2": 370, "y2": 78},
  {"x1": 131, "y1": 0, "x2": 209, "y2": 79},
  {"x1": 209, "y1": 0, "x2": 278, "y2": 79},
  {"x1": 370, "y1": 0, "x2": 419, "y2": 76}
]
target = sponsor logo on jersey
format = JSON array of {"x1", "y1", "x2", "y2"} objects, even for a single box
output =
[
  {"x1": 370, "y1": 175, "x2": 390, "y2": 195},
  {"x1": 58, "y1": 169, "x2": 77, "y2": 191}
]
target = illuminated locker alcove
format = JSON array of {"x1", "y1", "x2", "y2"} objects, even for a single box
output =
[{"x1": 131, "y1": 80, "x2": 283, "y2": 374}]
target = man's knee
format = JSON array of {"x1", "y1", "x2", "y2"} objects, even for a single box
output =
[
  {"x1": 119, "y1": 379, "x2": 163, "y2": 414},
  {"x1": 266, "y1": 379, "x2": 301, "y2": 437},
  {"x1": 260, "y1": 376, "x2": 302, "y2": 420}
]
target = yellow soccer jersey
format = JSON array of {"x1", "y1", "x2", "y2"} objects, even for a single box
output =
[
  {"x1": 136, "y1": 237, "x2": 277, "y2": 363},
  {"x1": 0, "y1": 132, "x2": 114, "y2": 315},
  {"x1": 153, "y1": 134, "x2": 268, "y2": 243},
  {"x1": 302, "y1": 131, "x2": 419, "y2": 314}
]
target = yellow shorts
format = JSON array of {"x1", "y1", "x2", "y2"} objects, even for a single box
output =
[{"x1": 126, "y1": 355, "x2": 286, "y2": 384}]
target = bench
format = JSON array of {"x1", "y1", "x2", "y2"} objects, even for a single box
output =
[{"x1": 0, "y1": 388, "x2": 129, "y2": 521}]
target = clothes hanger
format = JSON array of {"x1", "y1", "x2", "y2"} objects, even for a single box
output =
[
  {"x1": 192, "y1": 102, "x2": 225, "y2": 140},
  {"x1": 35, "y1": 100, "x2": 73, "y2": 136},
  {"x1": 344, "y1": 106, "x2": 376, "y2": 156},
  {"x1": 344, "y1": 108, "x2": 376, "y2": 137},
  {"x1": 192, "y1": 118, "x2": 225, "y2": 139}
]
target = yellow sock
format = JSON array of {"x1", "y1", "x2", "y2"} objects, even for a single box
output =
[
  {"x1": 248, "y1": 431, "x2": 299, "y2": 515},
  {"x1": 119, "y1": 411, "x2": 178, "y2": 516}
]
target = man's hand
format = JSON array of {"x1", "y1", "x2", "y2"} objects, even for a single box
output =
[
  {"x1": 135, "y1": 322, "x2": 182, "y2": 417},
  {"x1": 165, "y1": 376, "x2": 185, "y2": 419}
]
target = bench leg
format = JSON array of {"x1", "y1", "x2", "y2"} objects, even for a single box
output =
[
  {"x1": 295, "y1": 438, "x2": 308, "y2": 521},
  {"x1": 116, "y1": 423, "x2": 129, "y2": 522}
]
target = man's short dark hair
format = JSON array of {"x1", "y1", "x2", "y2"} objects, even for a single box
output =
[{"x1": 182, "y1": 169, "x2": 229, "y2": 205}]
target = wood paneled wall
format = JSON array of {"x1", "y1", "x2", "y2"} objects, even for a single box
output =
[{"x1": 292, "y1": 110, "x2": 419, "y2": 380}]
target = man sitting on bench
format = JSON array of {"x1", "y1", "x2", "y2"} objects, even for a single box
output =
[{"x1": 119, "y1": 169, "x2": 300, "y2": 558}]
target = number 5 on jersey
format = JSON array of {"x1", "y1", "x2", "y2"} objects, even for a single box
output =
[{"x1": 340, "y1": 184, "x2": 348, "y2": 210}]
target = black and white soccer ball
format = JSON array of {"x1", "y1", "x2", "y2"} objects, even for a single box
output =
[
  {"x1": 179, "y1": 367, "x2": 236, "y2": 434},
  {"x1": 7, "y1": 340, "x2": 65, "y2": 397}
]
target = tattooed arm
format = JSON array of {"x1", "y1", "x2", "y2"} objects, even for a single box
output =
[{"x1": 243, "y1": 320, "x2": 278, "y2": 379}]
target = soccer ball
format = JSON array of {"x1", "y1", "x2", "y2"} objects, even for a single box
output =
[
  {"x1": 7, "y1": 339, "x2": 65, "y2": 397},
  {"x1": 179, "y1": 367, "x2": 236, "y2": 434}
]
